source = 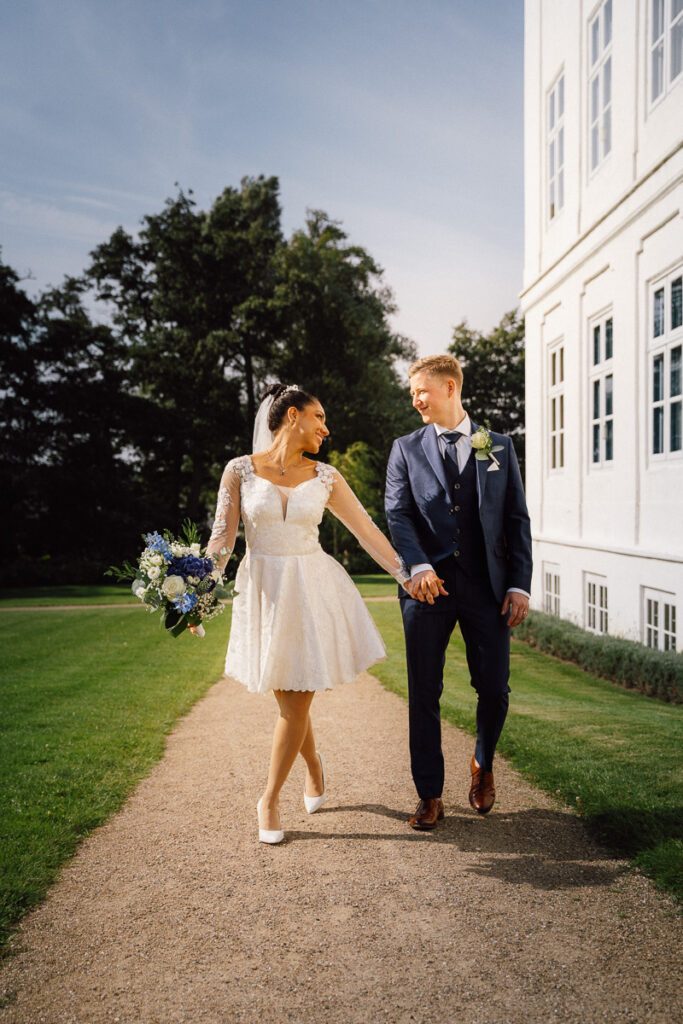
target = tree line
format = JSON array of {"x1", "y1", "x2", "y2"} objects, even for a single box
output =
[{"x1": 0, "y1": 176, "x2": 524, "y2": 585}]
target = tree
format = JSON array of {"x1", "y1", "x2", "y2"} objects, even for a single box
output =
[
  {"x1": 86, "y1": 178, "x2": 282, "y2": 522},
  {"x1": 0, "y1": 256, "x2": 40, "y2": 577},
  {"x1": 449, "y1": 308, "x2": 525, "y2": 472},
  {"x1": 34, "y1": 280, "x2": 155, "y2": 572},
  {"x1": 269, "y1": 210, "x2": 417, "y2": 458},
  {"x1": 1, "y1": 181, "x2": 423, "y2": 583},
  {"x1": 0, "y1": 267, "x2": 155, "y2": 582},
  {"x1": 326, "y1": 441, "x2": 385, "y2": 569}
]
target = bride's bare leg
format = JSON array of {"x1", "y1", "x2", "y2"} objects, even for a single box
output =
[
  {"x1": 299, "y1": 715, "x2": 325, "y2": 797},
  {"x1": 259, "y1": 690, "x2": 315, "y2": 830}
]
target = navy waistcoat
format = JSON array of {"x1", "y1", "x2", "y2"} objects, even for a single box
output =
[{"x1": 443, "y1": 449, "x2": 487, "y2": 576}]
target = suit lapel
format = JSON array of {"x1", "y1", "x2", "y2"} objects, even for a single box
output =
[
  {"x1": 420, "y1": 425, "x2": 450, "y2": 496},
  {"x1": 419, "y1": 420, "x2": 490, "y2": 508},
  {"x1": 470, "y1": 420, "x2": 487, "y2": 509}
]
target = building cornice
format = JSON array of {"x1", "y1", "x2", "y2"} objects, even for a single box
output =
[
  {"x1": 520, "y1": 139, "x2": 683, "y2": 305},
  {"x1": 533, "y1": 534, "x2": 683, "y2": 565}
]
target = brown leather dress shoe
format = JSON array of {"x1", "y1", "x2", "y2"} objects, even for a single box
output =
[
  {"x1": 408, "y1": 798, "x2": 445, "y2": 830},
  {"x1": 469, "y1": 755, "x2": 496, "y2": 814}
]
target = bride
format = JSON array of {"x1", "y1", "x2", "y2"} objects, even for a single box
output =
[{"x1": 204, "y1": 383, "x2": 413, "y2": 844}]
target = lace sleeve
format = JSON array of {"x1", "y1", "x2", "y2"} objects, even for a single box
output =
[
  {"x1": 323, "y1": 466, "x2": 410, "y2": 586},
  {"x1": 206, "y1": 460, "x2": 242, "y2": 572}
]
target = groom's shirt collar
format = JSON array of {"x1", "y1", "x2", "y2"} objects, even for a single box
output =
[
  {"x1": 432, "y1": 414, "x2": 473, "y2": 469},
  {"x1": 433, "y1": 412, "x2": 472, "y2": 437}
]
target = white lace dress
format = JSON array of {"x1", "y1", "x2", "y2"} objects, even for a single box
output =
[{"x1": 206, "y1": 455, "x2": 410, "y2": 694}]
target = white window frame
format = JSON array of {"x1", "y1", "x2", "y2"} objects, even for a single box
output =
[
  {"x1": 585, "y1": 572, "x2": 609, "y2": 634},
  {"x1": 547, "y1": 71, "x2": 565, "y2": 222},
  {"x1": 589, "y1": 311, "x2": 615, "y2": 467},
  {"x1": 649, "y1": 267, "x2": 683, "y2": 460},
  {"x1": 649, "y1": 0, "x2": 683, "y2": 108},
  {"x1": 548, "y1": 341, "x2": 565, "y2": 472},
  {"x1": 543, "y1": 562, "x2": 561, "y2": 616},
  {"x1": 588, "y1": 0, "x2": 613, "y2": 176},
  {"x1": 642, "y1": 586, "x2": 677, "y2": 651}
]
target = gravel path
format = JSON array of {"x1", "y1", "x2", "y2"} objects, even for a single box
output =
[{"x1": 1, "y1": 671, "x2": 679, "y2": 1024}]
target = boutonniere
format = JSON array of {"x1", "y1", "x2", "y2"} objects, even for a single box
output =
[{"x1": 471, "y1": 427, "x2": 504, "y2": 471}]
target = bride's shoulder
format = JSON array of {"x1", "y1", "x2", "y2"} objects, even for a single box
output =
[
  {"x1": 224, "y1": 454, "x2": 255, "y2": 479},
  {"x1": 313, "y1": 461, "x2": 338, "y2": 490}
]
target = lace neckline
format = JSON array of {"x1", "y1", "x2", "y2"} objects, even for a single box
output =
[{"x1": 247, "y1": 455, "x2": 320, "y2": 492}]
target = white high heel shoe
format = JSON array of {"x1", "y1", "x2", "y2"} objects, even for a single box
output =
[
  {"x1": 304, "y1": 751, "x2": 328, "y2": 814},
  {"x1": 256, "y1": 797, "x2": 284, "y2": 844}
]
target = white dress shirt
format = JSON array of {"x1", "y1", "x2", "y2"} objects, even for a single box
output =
[{"x1": 410, "y1": 417, "x2": 530, "y2": 599}]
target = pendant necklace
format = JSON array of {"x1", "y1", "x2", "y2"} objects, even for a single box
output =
[{"x1": 267, "y1": 451, "x2": 301, "y2": 476}]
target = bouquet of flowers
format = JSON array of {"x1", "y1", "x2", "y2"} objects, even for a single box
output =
[{"x1": 107, "y1": 520, "x2": 230, "y2": 638}]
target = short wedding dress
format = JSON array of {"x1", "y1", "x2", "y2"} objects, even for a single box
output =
[{"x1": 206, "y1": 455, "x2": 410, "y2": 694}]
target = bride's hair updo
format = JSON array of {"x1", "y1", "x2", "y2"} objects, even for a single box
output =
[{"x1": 262, "y1": 382, "x2": 318, "y2": 432}]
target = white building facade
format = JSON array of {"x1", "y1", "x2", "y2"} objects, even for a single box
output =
[{"x1": 522, "y1": 0, "x2": 683, "y2": 650}]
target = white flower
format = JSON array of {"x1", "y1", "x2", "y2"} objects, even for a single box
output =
[
  {"x1": 131, "y1": 579, "x2": 145, "y2": 598},
  {"x1": 161, "y1": 574, "x2": 186, "y2": 599},
  {"x1": 190, "y1": 543, "x2": 201, "y2": 556},
  {"x1": 471, "y1": 428, "x2": 489, "y2": 450},
  {"x1": 148, "y1": 566, "x2": 160, "y2": 580}
]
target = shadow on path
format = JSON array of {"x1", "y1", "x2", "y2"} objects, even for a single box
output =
[{"x1": 283, "y1": 804, "x2": 627, "y2": 891}]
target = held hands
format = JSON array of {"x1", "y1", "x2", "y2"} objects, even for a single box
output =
[
  {"x1": 501, "y1": 591, "x2": 529, "y2": 628},
  {"x1": 408, "y1": 569, "x2": 449, "y2": 605},
  {"x1": 406, "y1": 572, "x2": 528, "y2": 623}
]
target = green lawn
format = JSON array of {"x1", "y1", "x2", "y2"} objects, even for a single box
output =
[
  {"x1": 0, "y1": 585, "x2": 137, "y2": 606},
  {"x1": 1, "y1": 586, "x2": 680, "y2": 955},
  {"x1": 366, "y1": 601, "x2": 683, "y2": 903},
  {"x1": 0, "y1": 577, "x2": 393, "y2": 606},
  {"x1": 0, "y1": 607, "x2": 230, "y2": 951},
  {"x1": 350, "y1": 574, "x2": 399, "y2": 597}
]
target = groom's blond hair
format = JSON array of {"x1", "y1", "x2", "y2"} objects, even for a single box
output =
[{"x1": 408, "y1": 354, "x2": 463, "y2": 391}]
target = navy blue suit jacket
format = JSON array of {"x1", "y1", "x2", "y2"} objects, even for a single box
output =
[{"x1": 384, "y1": 423, "x2": 532, "y2": 604}]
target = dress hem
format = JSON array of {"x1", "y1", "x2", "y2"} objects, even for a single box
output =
[{"x1": 225, "y1": 652, "x2": 387, "y2": 695}]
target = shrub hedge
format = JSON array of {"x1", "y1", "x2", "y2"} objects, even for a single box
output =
[{"x1": 515, "y1": 611, "x2": 683, "y2": 703}]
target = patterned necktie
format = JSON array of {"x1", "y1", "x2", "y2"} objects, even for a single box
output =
[{"x1": 442, "y1": 430, "x2": 463, "y2": 482}]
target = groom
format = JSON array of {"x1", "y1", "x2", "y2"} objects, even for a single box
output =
[{"x1": 385, "y1": 354, "x2": 532, "y2": 829}]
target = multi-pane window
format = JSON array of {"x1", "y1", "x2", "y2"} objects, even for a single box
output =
[
  {"x1": 650, "y1": 0, "x2": 683, "y2": 105},
  {"x1": 549, "y1": 343, "x2": 565, "y2": 470},
  {"x1": 547, "y1": 73, "x2": 565, "y2": 220},
  {"x1": 589, "y1": 313, "x2": 614, "y2": 465},
  {"x1": 650, "y1": 269, "x2": 683, "y2": 457},
  {"x1": 543, "y1": 564, "x2": 561, "y2": 616},
  {"x1": 585, "y1": 574, "x2": 609, "y2": 633},
  {"x1": 589, "y1": 0, "x2": 613, "y2": 173},
  {"x1": 643, "y1": 588, "x2": 677, "y2": 651}
]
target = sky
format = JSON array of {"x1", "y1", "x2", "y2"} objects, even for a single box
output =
[{"x1": 0, "y1": 0, "x2": 524, "y2": 355}]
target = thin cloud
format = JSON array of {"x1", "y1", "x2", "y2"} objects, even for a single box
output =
[{"x1": 0, "y1": 191, "x2": 125, "y2": 244}]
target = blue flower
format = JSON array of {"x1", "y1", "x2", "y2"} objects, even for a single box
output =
[
  {"x1": 167, "y1": 555, "x2": 213, "y2": 580},
  {"x1": 144, "y1": 532, "x2": 173, "y2": 561},
  {"x1": 173, "y1": 592, "x2": 198, "y2": 614}
]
